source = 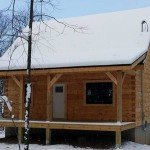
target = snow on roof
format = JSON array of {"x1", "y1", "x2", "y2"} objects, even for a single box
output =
[{"x1": 0, "y1": 7, "x2": 150, "y2": 70}]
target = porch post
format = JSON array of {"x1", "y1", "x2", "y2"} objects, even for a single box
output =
[
  {"x1": 45, "y1": 74, "x2": 62, "y2": 144},
  {"x1": 46, "y1": 75, "x2": 52, "y2": 145},
  {"x1": 116, "y1": 130, "x2": 121, "y2": 148},
  {"x1": 116, "y1": 71, "x2": 123, "y2": 148},
  {"x1": 117, "y1": 71, "x2": 123, "y2": 122},
  {"x1": 18, "y1": 76, "x2": 24, "y2": 143}
]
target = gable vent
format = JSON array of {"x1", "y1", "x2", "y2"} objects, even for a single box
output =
[{"x1": 141, "y1": 21, "x2": 149, "y2": 32}]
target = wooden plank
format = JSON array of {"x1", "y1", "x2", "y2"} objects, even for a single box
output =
[
  {"x1": 143, "y1": 42, "x2": 150, "y2": 64},
  {"x1": 131, "y1": 53, "x2": 147, "y2": 69},
  {"x1": 18, "y1": 127, "x2": 23, "y2": 143},
  {"x1": 46, "y1": 75, "x2": 53, "y2": 145},
  {"x1": 122, "y1": 73, "x2": 126, "y2": 84},
  {"x1": 116, "y1": 131, "x2": 121, "y2": 148},
  {"x1": 117, "y1": 71, "x2": 123, "y2": 122},
  {"x1": 0, "y1": 120, "x2": 135, "y2": 131},
  {"x1": 49, "y1": 74, "x2": 62, "y2": 87},
  {"x1": 11, "y1": 76, "x2": 21, "y2": 88},
  {"x1": 0, "y1": 65, "x2": 144, "y2": 77},
  {"x1": 46, "y1": 128, "x2": 51, "y2": 145},
  {"x1": 106, "y1": 72, "x2": 118, "y2": 85},
  {"x1": 47, "y1": 75, "x2": 52, "y2": 121},
  {"x1": 47, "y1": 74, "x2": 62, "y2": 120},
  {"x1": 124, "y1": 70, "x2": 136, "y2": 76},
  {"x1": 121, "y1": 122, "x2": 136, "y2": 131}
]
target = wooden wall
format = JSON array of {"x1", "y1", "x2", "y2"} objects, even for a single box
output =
[
  {"x1": 136, "y1": 49, "x2": 150, "y2": 126},
  {"x1": 4, "y1": 72, "x2": 135, "y2": 122},
  {"x1": 59, "y1": 73, "x2": 135, "y2": 122},
  {"x1": 4, "y1": 76, "x2": 47, "y2": 120},
  {"x1": 135, "y1": 70, "x2": 143, "y2": 126},
  {"x1": 4, "y1": 77, "x2": 20, "y2": 118},
  {"x1": 143, "y1": 50, "x2": 150, "y2": 124}
]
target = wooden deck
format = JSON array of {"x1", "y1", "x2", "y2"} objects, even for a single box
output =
[{"x1": 0, "y1": 119, "x2": 135, "y2": 132}]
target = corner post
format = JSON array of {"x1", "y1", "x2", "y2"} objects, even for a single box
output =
[{"x1": 116, "y1": 71, "x2": 123, "y2": 148}]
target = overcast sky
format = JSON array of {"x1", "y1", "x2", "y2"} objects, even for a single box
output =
[{"x1": 0, "y1": 0, "x2": 150, "y2": 18}]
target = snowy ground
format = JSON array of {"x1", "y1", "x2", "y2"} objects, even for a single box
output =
[
  {"x1": 0, "y1": 130, "x2": 150, "y2": 150},
  {"x1": 0, "y1": 142, "x2": 149, "y2": 150}
]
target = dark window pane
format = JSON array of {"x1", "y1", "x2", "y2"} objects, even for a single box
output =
[
  {"x1": 55, "y1": 86, "x2": 63, "y2": 93},
  {"x1": 86, "y1": 82, "x2": 113, "y2": 104}
]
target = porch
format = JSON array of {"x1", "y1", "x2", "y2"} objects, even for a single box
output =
[
  {"x1": 0, "y1": 65, "x2": 142, "y2": 147},
  {"x1": 0, "y1": 119, "x2": 135, "y2": 147},
  {"x1": 0, "y1": 119, "x2": 135, "y2": 131}
]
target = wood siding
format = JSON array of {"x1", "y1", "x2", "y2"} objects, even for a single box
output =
[
  {"x1": 4, "y1": 76, "x2": 47, "y2": 120},
  {"x1": 136, "y1": 49, "x2": 150, "y2": 126},
  {"x1": 4, "y1": 72, "x2": 135, "y2": 122},
  {"x1": 59, "y1": 73, "x2": 135, "y2": 122},
  {"x1": 143, "y1": 50, "x2": 150, "y2": 124}
]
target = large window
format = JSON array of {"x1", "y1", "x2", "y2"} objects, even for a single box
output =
[{"x1": 86, "y1": 82, "x2": 113, "y2": 104}]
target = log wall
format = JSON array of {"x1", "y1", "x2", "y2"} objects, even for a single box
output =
[
  {"x1": 4, "y1": 76, "x2": 47, "y2": 120},
  {"x1": 59, "y1": 73, "x2": 135, "y2": 122},
  {"x1": 136, "y1": 49, "x2": 150, "y2": 126},
  {"x1": 4, "y1": 72, "x2": 135, "y2": 122}
]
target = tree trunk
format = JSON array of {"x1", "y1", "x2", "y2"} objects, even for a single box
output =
[{"x1": 24, "y1": 0, "x2": 34, "y2": 150}]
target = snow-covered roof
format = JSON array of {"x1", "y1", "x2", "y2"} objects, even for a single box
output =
[{"x1": 0, "y1": 7, "x2": 150, "y2": 71}]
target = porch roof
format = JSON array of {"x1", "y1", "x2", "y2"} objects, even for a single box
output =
[{"x1": 0, "y1": 7, "x2": 149, "y2": 71}]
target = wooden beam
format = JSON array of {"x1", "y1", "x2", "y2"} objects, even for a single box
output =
[
  {"x1": 46, "y1": 75, "x2": 53, "y2": 145},
  {"x1": 46, "y1": 74, "x2": 63, "y2": 145},
  {"x1": 131, "y1": 53, "x2": 147, "y2": 69},
  {"x1": 47, "y1": 75, "x2": 52, "y2": 121},
  {"x1": 122, "y1": 73, "x2": 126, "y2": 84},
  {"x1": 11, "y1": 76, "x2": 21, "y2": 88},
  {"x1": 143, "y1": 42, "x2": 150, "y2": 64},
  {"x1": 18, "y1": 127, "x2": 24, "y2": 143},
  {"x1": 49, "y1": 74, "x2": 62, "y2": 87},
  {"x1": 46, "y1": 128, "x2": 51, "y2": 145},
  {"x1": 0, "y1": 120, "x2": 135, "y2": 131},
  {"x1": 117, "y1": 71, "x2": 123, "y2": 122},
  {"x1": 116, "y1": 131, "x2": 121, "y2": 148},
  {"x1": 106, "y1": 72, "x2": 118, "y2": 85},
  {"x1": 46, "y1": 74, "x2": 62, "y2": 144},
  {"x1": 46, "y1": 74, "x2": 62, "y2": 121},
  {"x1": 0, "y1": 65, "x2": 144, "y2": 77},
  {"x1": 124, "y1": 70, "x2": 136, "y2": 76}
]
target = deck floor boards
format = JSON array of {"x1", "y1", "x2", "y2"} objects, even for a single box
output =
[{"x1": 0, "y1": 119, "x2": 135, "y2": 132}]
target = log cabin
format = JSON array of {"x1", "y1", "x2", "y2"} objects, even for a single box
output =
[{"x1": 0, "y1": 7, "x2": 150, "y2": 147}]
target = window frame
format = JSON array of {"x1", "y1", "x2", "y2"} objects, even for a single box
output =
[{"x1": 84, "y1": 80, "x2": 115, "y2": 106}]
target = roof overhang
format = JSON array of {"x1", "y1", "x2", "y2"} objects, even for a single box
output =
[{"x1": 0, "y1": 64, "x2": 144, "y2": 77}]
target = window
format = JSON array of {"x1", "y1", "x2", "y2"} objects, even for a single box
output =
[
  {"x1": 86, "y1": 82, "x2": 113, "y2": 104},
  {"x1": 55, "y1": 86, "x2": 63, "y2": 93}
]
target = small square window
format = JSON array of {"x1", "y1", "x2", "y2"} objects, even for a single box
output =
[
  {"x1": 55, "y1": 86, "x2": 63, "y2": 93},
  {"x1": 86, "y1": 82, "x2": 113, "y2": 104}
]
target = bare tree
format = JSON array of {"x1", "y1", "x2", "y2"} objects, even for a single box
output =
[
  {"x1": 0, "y1": 12, "x2": 12, "y2": 56},
  {"x1": 1, "y1": 1, "x2": 85, "y2": 150},
  {"x1": 0, "y1": 10, "x2": 29, "y2": 56}
]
